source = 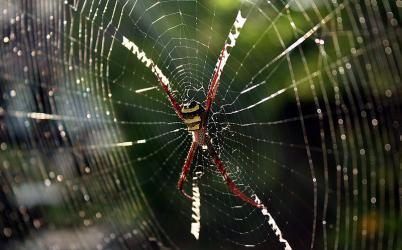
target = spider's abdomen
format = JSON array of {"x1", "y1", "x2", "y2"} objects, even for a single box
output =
[{"x1": 181, "y1": 101, "x2": 205, "y2": 131}]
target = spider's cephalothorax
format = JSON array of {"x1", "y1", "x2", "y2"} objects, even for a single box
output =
[{"x1": 181, "y1": 101, "x2": 206, "y2": 132}]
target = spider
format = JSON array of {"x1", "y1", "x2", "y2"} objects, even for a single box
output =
[{"x1": 123, "y1": 11, "x2": 262, "y2": 208}]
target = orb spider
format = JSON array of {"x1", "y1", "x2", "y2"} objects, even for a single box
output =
[{"x1": 123, "y1": 11, "x2": 262, "y2": 208}]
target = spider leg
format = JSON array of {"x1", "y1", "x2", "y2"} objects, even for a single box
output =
[
  {"x1": 205, "y1": 136, "x2": 262, "y2": 208},
  {"x1": 152, "y1": 63, "x2": 184, "y2": 120},
  {"x1": 177, "y1": 141, "x2": 198, "y2": 200},
  {"x1": 205, "y1": 10, "x2": 248, "y2": 115},
  {"x1": 120, "y1": 36, "x2": 183, "y2": 120},
  {"x1": 205, "y1": 45, "x2": 225, "y2": 115}
]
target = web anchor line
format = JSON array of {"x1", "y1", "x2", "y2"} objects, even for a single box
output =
[{"x1": 253, "y1": 195, "x2": 292, "y2": 250}]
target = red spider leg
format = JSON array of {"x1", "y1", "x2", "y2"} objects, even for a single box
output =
[
  {"x1": 205, "y1": 45, "x2": 226, "y2": 115},
  {"x1": 120, "y1": 36, "x2": 183, "y2": 120},
  {"x1": 205, "y1": 136, "x2": 262, "y2": 208},
  {"x1": 205, "y1": 10, "x2": 248, "y2": 115},
  {"x1": 177, "y1": 141, "x2": 198, "y2": 200},
  {"x1": 151, "y1": 63, "x2": 184, "y2": 120}
]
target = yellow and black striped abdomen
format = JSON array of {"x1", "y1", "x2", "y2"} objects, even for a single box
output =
[{"x1": 181, "y1": 101, "x2": 204, "y2": 131}]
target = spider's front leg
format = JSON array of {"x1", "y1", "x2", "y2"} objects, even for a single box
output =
[
  {"x1": 177, "y1": 141, "x2": 198, "y2": 200},
  {"x1": 120, "y1": 36, "x2": 184, "y2": 121},
  {"x1": 205, "y1": 135, "x2": 262, "y2": 208},
  {"x1": 152, "y1": 63, "x2": 184, "y2": 120},
  {"x1": 205, "y1": 11, "x2": 247, "y2": 115}
]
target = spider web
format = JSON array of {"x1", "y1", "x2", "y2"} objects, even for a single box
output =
[{"x1": 0, "y1": 0, "x2": 401, "y2": 249}]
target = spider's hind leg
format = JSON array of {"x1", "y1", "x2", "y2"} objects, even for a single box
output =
[
  {"x1": 205, "y1": 136, "x2": 262, "y2": 208},
  {"x1": 177, "y1": 141, "x2": 198, "y2": 200}
]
